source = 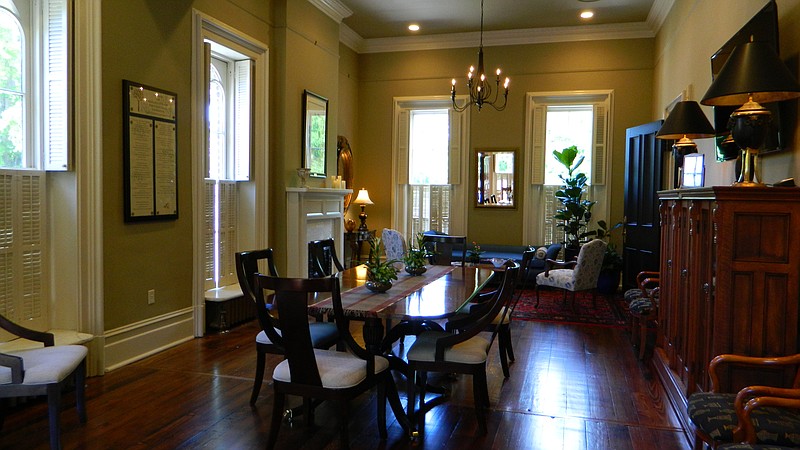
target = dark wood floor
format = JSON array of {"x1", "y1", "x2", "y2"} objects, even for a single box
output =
[{"x1": 0, "y1": 318, "x2": 689, "y2": 449}]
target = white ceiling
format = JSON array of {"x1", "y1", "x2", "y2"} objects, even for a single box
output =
[{"x1": 337, "y1": 0, "x2": 660, "y2": 39}]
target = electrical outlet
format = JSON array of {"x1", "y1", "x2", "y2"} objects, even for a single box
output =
[{"x1": 147, "y1": 289, "x2": 155, "y2": 305}]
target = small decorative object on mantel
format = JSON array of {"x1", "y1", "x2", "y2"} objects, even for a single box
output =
[
  {"x1": 296, "y1": 167, "x2": 310, "y2": 188},
  {"x1": 364, "y1": 237, "x2": 398, "y2": 293},
  {"x1": 344, "y1": 218, "x2": 356, "y2": 233},
  {"x1": 403, "y1": 233, "x2": 429, "y2": 276}
]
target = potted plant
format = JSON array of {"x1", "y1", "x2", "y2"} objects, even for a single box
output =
[
  {"x1": 594, "y1": 220, "x2": 624, "y2": 294},
  {"x1": 364, "y1": 237, "x2": 399, "y2": 292},
  {"x1": 467, "y1": 241, "x2": 484, "y2": 263},
  {"x1": 553, "y1": 145, "x2": 596, "y2": 260},
  {"x1": 403, "y1": 233, "x2": 429, "y2": 275}
]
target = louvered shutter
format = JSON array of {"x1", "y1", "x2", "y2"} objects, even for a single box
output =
[
  {"x1": 218, "y1": 181, "x2": 238, "y2": 286},
  {"x1": 44, "y1": 0, "x2": 70, "y2": 171},
  {"x1": 396, "y1": 110, "x2": 409, "y2": 184},
  {"x1": 591, "y1": 103, "x2": 608, "y2": 185},
  {"x1": 233, "y1": 59, "x2": 251, "y2": 181},
  {"x1": 203, "y1": 43, "x2": 212, "y2": 178},
  {"x1": 203, "y1": 180, "x2": 215, "y2": 290},
  {"x1": 0, "y1": 173, "x2": 14, "y2": 318},
  {"x1": 530, "y1": 104, "x2": 547, "y2": 185},
  {"x1": 448, "y1": 110, "x2": 461, "y2": 185}
]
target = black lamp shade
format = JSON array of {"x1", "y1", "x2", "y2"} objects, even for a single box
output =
[
  {"x1": 656, "y1": 101, "x2": 715, "y2": 139},
  {"x1": 701, "y1": 41, "x2": 800, "y2": 106}
]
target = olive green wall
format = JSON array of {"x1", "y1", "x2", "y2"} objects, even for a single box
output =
[
  {"x1": 354, "y1": 39, "x2": 655, "y2": 246},
  {"x1": 654, "y1": 0, "x2": 800, "y2": 187},
  {"x1": 101, "y1": 0, "x2": 273, "y2": 330}
]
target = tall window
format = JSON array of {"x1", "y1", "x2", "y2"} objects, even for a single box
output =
[
  {"x1": 524, "y1": 91, "x2": 612, "y2": 246},
  {"x1": 393, "y1": 98, "x2": 468, "y2": 239},
  {"x1": 204, "y1": 44, "x2": 251, "y2": 290},
  {"x1": 0, "y1": 0, "x2": 68, "y2": 328}
]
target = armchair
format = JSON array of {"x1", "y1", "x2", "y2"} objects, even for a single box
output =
[
  {"x1": 535, "y1": 239, "x2": 607, "y2": 309},
  {"x1": 0, "y1": 314, "x2": 88, "y2": 450},
  {"x1": 688, "y1": 353, "x2": 800, "y2": 449}
]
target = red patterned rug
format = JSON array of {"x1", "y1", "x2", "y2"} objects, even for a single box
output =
[{"x1": 512, "y1": 287, "x2": 628, "y2": 328}]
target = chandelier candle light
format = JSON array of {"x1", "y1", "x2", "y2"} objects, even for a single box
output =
[{"x1": 451, "y1": 0, "x2": 509, "y2": 112}]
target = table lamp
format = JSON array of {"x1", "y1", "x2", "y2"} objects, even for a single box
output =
[
  {"x1": 701, "y1": 39, "x2": 800, "y2": 186},
  {"x1": 656, "y1": 101, "x2": 715, "y2": 188},
  {"x1": 354, "y1": 188, "x2": 373, "y2": 233}
]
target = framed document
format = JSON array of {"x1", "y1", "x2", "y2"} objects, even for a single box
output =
[{"x1": 123, "y1": 80, "x2": 178, "y2": 222}]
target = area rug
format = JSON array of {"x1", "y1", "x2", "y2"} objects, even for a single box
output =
[{"x1": 512, "y1": 288, "x2": 628, "y2": 328}]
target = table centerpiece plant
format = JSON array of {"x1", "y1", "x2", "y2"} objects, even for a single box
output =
[
  {"x1": 365, "y1": 237, "x2": 399, "y2": 292},
  {"x1": 403, "y1": 232, "x2": 430, "y2": 276},
  {"x1": 467, "y1": 241, "x2": 484, "y2": 263}
]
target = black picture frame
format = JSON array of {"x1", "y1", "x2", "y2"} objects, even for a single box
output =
[{"x1": 302, "y1": 90, "x2": 328, "y2": 178}]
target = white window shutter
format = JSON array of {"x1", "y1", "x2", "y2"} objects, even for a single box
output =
[
  {"x1": 530, "y1": 104, "x2": 547, "y2": 185},
  {"x1": 218, "y1": 181, "x2": 238, "y2": 287},
  {"x1": 203, "y1": 179, "x2": 215, "y2": 290},
  {"x1": 396, "y1": 109, "x2": 409, "y2": 184},
  {"x1": 203, "y1": 42, "x2": 212, "y2": 179},
  {"x1": 44, "y1": 0, "x2": 70, "y2": 171},
  {"x1": 591, "y1": 103, "x2": 608, "y2": 186},
  {"x1": 233, "y1": 59, "x2": 251, "y2": 181},
  {"x1": 448, "y1": 110, "x2": 461, "y2": 185},
  {"x1": 0, "y1": 173, "x2": 14, "y2": 318}
]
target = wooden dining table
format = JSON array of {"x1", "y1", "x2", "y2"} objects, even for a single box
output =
[{"x1": 307, "y1": 264, "x2": 495, "y2": 354}]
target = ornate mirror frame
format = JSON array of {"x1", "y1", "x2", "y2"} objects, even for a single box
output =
[
  {"x1": 475, "y1": 148, "x2": 517, "y2": 208},
  {"x1": 337, "y1": 135, "x2": 354, "y2": 213}
]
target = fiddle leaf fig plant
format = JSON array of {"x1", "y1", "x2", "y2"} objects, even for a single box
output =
[{"x1": 553, "y1": 145, "x2": 596, "y2": 251}]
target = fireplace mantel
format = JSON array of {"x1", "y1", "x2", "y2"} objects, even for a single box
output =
[{"x1": 285, "y1": 187, "x2": 352, "y2": 277}]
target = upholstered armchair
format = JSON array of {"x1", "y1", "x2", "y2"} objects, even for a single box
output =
[
  {"x1": 381, "y1": 228, "x2": 405, "y2": 269},
  {"x1": 535, "y1": 239, "x2": 607, "y2": 309}
]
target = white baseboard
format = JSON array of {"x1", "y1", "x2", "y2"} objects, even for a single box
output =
[{"x1": 104, "y1": 307, "x2": 194, "y2": 371}]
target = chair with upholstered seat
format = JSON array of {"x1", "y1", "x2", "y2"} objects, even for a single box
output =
[
  {"x1": 0, "y1": 314, "x2": 87, "y2": 450},
  {"x1": 381, "y1": 228, "x2": 406, "y2": 268},
  {"x1": 235, "y1": 249, "x2": 339, "y2": 405},
  {"x1": 308, "y1": 238, "x2": 345, "y2": 278},
  {"x1": 688, "y1": 353, "x2": 800, "y2": 449},
  {"x1": 254, "y1": 274, "x2": 396, "y2": 449},
  {"x1": 406, "y1": 262, "x2": 520, "y2": 436},
  {"x1": 422, "y1": 234, "x2": 467, "y2": 267},
  {"x1": 535, "y1": 239, "x2": 607, "y2": 309}
]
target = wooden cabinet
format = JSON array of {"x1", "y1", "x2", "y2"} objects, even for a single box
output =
[{"x1": 655, "y1": 186, "x2": 800, "y2": 439}]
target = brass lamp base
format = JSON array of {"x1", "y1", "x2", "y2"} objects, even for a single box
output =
[{"x1": 733, "y1": 147, "x2": 764, "y2": 187}]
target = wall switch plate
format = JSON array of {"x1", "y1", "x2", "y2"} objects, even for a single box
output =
[{"x1": 148, "y1": 289, "x2": 155, "y2": 305}]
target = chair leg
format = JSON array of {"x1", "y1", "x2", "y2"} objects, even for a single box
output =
[
  {"x1": 406, "y1": 371, "x2": 416, "y2": 420},
  {"x1": 639, "y1": 317, "x2": 649, "y2": 360},
  {"x1": 267, "y1": 392, "x2": 285, "y2": 450},
  {"x1": 503, "y1": 325, "x2": 515, "y2": 362},
  {"x1": 303, "y1": 397, "x2": 314, "y2": 426},
  {"x1": 535, "y1": 285, "x2": 541, "y2": 308},
  {"x1": 416, "y1": 371, "x2": 428, "y2": 436},
  {"x1": 250, "y1": 349, "x2": 266, "y2": 405},
  {"x1": 338, "y1": 399, "x2": 350, "y2": 449},
  {"x1": 473, "y1": 369, "x2": 489, "y2": 435},
  {"x1": 47, "y1": 383, "x2": 62, "y2": 450},
  {"x1": 498, "y1": 330, "x2": 510, "y2": 378},
  {"x1": 377, "y1": 376, "x2": 387, "y2": 439},
  {"x1": 75, "y1": 359, "x2": 87, "y2": 424}
]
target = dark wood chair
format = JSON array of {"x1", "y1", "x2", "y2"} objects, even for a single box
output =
[
  {"x1": 235, "y1": 249, "x2": 339, "y2": 405},
  {"x1": 308, "y1": 238, "x2": 345, "y2": 277},
  {"x1": 254, "y1": 274, "x2": 396, "y2": 449},
  {"x1": 688, "y1": 353, "x2": 800, "y2": 449},
  {"x1": 0, "y1": 314, "x2": 87, "y2": 450},
  {"x1": 406, "y1": 262, "x2": 520, "y2": 436},
  {"x1": 421, "y1": 234, "x2": 467, "y2": 267}
]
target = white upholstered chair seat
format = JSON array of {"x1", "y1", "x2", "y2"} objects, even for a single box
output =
[
  {"x1": 407, "y1": 330, "x2": 491, "y2": 364},
  {"x1": 0, "y1": 345, "x2": 87, "y2": 385},
  {"x1": 537, "y1": 269, "x2": 579, "y2": 290},
  {"x1": 273, "y1": 349, "x2": 389, "y2": 389}
]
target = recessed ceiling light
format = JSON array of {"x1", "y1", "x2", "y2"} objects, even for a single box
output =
[
  {"x1": 580, "y1": 11, "x2": 594, "y2": 19},
  {"x1": 408, "y1": 24, "x2": 420, "y2": 32}
]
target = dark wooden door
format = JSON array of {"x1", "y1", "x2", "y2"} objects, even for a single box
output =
[{"x1": 623, "y1": 121, "x2": 668, "y2": 290}]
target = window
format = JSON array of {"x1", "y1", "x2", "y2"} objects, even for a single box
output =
[
  {"x1": 392, "y1": 98, "x2": 468, "y2": 239},
  {"x1": 204, "y1": 43, "x2": 252, "y2": 290},
  {"x1": 524, "y1": 91, "x2": 613, "y2": 246},
  {"x1": 0, "y1": 0, "x2": 68, "y2": 329}
]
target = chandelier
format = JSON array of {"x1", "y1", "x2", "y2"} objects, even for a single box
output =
[{"x1": 450, "y1": 0, "x2": 510, "y2": 112}]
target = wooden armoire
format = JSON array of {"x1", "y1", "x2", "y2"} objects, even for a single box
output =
[{"x1": 655, "y1": 186, "x2": 800, "y2": 437}]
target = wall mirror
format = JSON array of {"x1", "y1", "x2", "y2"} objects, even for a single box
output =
[
  {"x1": 302, "y1": 90, "x2": 327, "y2": 177},
  {"x1": 475, "y1": 148, "x2": 516, "y2": 208}
]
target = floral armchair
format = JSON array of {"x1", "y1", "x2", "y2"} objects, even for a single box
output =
[{"x1": 534, "y1": 239, "x2": 607, "y2": 309}]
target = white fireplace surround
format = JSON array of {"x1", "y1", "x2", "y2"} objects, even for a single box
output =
[{"x1": 285, "y1": 187, "x2": 352, "y2": 277}]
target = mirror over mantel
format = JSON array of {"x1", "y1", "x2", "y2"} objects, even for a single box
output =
[{"x1": 475, "y1": 148, "x2": 516, "y2": 208}]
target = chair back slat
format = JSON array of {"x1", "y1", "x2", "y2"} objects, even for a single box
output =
[
  {"x1": 236, "y1": 249, "x2": 280, "y2": 334},
  {"x1": 308, "y1": 239, "x2": 345, "y2": 277},
  {"x1": 422, "y1": 234, "x2": 467, "y2": 266}
]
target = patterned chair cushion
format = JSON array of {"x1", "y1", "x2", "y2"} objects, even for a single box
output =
[
  {"x1": 689, "y1": 392, "x2": 800, "y2": 447},
  {"x1": 625, "y1": 288, "x2": 644, "y2": 303},
  {"x1": 534, "y1": 240, "x2": 606, "y2": 292},
  {"x1": 629, "y1": 297, "x2": 653, "y2": 315},
  {"x1": 381, "y1": 228, "x2": 406, "y2": 269}
]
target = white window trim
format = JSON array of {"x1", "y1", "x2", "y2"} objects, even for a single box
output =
[
  {"x1": 191, "y1": 10, "x2": 269, "y2": 337},
  {"x1": 523, "y1": 90, "x2": 614, "y2": 245},
  {"x1": 391, "y1": 96, "x2": 469, "y2": 237}
]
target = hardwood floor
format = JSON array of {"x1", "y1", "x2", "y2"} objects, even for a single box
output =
[{"x1": 0, "y1": 319, "x2": 688, "y2": 449}]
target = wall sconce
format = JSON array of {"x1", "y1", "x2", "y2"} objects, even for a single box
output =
[
  {"x1": 701, "y1": 40, "x2": 800, "y2": 186},
  {"x1": 354, "y1": 188, "x2": 373, "y2": 233},
  {"x1": 656, "y1": 101, "x2": 715, "y2": 188}
]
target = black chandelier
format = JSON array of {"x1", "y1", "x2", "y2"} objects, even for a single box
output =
[{"x1": 450, "y1": 0, "x2": 509, "y2": 112}]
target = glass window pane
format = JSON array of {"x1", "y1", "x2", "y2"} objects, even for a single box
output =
[
  {"x1": 0, "y1": 92, "x2": 23, "y2": 168},
  {"x1": 544, "y1": 105, "x2": 593, "y2": 185},
  {"x1": 208, "y1": 60, "x2": 226, "y2": 180},
  {"x1": 409, "y1": 109, "x2": 449, "y2": 185},
  {"x1": 0, "y1": 9, "x2": 23, "y2": 93}
]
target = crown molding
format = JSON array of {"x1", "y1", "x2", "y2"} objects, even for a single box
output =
[
  {"x1": 647, "y1": 0, "x2": 676, "y2": 34},
  {"x1": 308, "y1": 0, "x2": 352, "y2": 24},
  {"x1": 349, "y1": 22, "x2": 654, "y2": 54},
  {"x1": 340, "y1": 23, "x2": 364, "y2": 52}
]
